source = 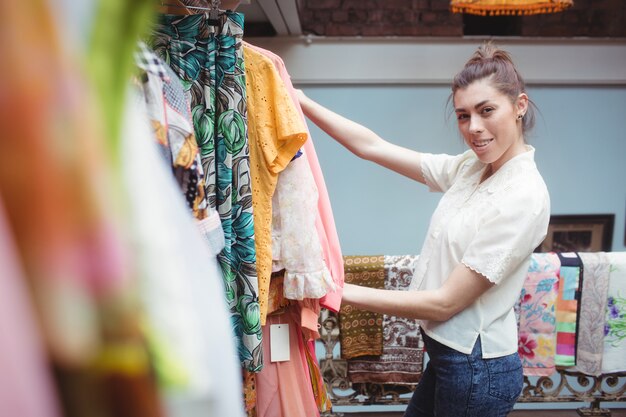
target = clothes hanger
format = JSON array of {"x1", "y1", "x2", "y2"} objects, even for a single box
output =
[
  {"x1": 160, "y1": 0, "x2": 219, "y2": 11},
  {"x1": 160, "y1": 0, "x2": 222, "y2": 24}
]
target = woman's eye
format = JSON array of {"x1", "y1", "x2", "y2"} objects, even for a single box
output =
[
  {"x1": 481, "y1": 107, "x2": 494, "y2": 114},
  {"x1": 456, "y1": 114, "x2": 468, "y2": 120}
]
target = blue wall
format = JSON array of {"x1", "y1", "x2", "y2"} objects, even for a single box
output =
[{"x1": 301, "y1": 85, "x2": 626, "y2": 256}]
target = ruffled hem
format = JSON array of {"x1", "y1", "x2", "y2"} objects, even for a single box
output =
[{"x1": 283, "y1": 267, "x2": 335, "y2": 300}]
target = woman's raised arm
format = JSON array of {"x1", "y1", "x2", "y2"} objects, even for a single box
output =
[{"x1": 296, "y1": 90, "x2": 427, "y2": 185}]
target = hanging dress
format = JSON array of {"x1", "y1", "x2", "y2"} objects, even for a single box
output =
[
  {"x1": 151, "y1": 12, "x2": 263, "y2": 371},
  {"x1": 242, "y1": 44, "x2": 308, "y2": 324},
  {"x1": 240, "y1": 43, "x2": 345, "y2": 312}
]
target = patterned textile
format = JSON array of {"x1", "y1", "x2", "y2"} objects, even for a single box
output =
[
  {"x1": 242, "y1": 370, "x2": 257, "y2": 417},
  {"x1": 339, "y1": 256, "x2": 385, "y2": 359},
  {"x1": 601, "y1": 252, "x2": 626, "y2": 373},
  {"x1": 135, "y1": 42, "x2": 170, "y2": 81},
  {"x1": 136, "y1": 43, "x2": 225, "y2": 256},
  {"x1": 267, "y1": 271, "x2": 290, "y2": 316},
  {"x1": 152, "y1": 12, "x2": 263, "y2": 371},
  {"x1": 555, "y1": 252, "x2": 583, "y2": 367},
  {"x1": 348, "y1": 255, "x2": 424, "y2": 384},
  {"x1": 136, "y1": 44, "x2": 209, "y2": 220},
  {"x1": 304, "y1": 338, "x2": 332, "y2": 413},
  {"x1": 516, "y1": 252, "x2": 560, "y2": 376},
  {"x1": 573, "y1": 252, "x2": 611, "y2": 375}
]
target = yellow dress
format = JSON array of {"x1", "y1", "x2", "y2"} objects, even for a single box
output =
[{"x1": 243, "y1": 45, "x2": 308, "y2": 324}]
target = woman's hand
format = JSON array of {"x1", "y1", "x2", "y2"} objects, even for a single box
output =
[
  {"x1": 294, "y1": 88, "x2": 307, "y2": 104},
  {"x1": 294, "y1": 88, "x2": 312, "y2": 115}
]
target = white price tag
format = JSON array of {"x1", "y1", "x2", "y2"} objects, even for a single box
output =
[{"x1": 270, "y1": 324, "x2": 290, "y2": 362}]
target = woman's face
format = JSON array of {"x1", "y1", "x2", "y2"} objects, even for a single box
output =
[{"x1": 453, "y1": 78, "x2": 528, "y2": 172}]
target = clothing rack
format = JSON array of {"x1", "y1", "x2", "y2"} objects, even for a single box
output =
[
  {"x1": 161, "y1": 0, "x2": 221, "y2": 11},
  {"x1": 160, "y1": 0, "x2": 222, "y2": 24}
]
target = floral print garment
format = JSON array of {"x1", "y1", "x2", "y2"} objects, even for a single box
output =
[
  {"x1": 602, "y1": 252, "x2": 626, "y2": 373},
  {"x1": 151, "y1": 12, "x2": 262, "y2": 371},
  {"x1": 516, "y1": 253, "x2": 560, "y2": 376},
  {"x1": 573, "y1": 252, "x2": 611, "y2": 376},
  {"x1": 555, "y1": 252, "x2": 583, "y2": 367},
  {"x1": 136, "y1": 43, "x2": 212, "y2": 221}
]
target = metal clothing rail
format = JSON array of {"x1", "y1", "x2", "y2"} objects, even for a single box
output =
[{"x1": 161, "y1": 0, "x2": 221, "y2": 11}]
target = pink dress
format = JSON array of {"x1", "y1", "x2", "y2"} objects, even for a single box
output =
[{"x1": 255, "y1": 305, "x2": 320, "y2": 417}]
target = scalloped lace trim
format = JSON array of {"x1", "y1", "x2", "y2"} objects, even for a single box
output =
[
  {"x1": 283, "y1": 267, "x2": 335, "y2": 300},
  {"x1": 462, "y1": 261, "x2": 497, "y2": 284},
  {"x1": 462, "y1": 250, "x2": 516, "y2": 284}
]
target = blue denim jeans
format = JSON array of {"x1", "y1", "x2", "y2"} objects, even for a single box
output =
[{"x1": 404, "y1": 331, "x2": 523, "y2": 417}]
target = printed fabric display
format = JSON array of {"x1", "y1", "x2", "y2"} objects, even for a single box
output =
[
  {"x1": 339, "y1": 256, "x2": 385, "y2": 359},
  {"x1": 573, "y1": 252, "x2": 611, "y2": 375},
  {"x1": 516, "y1": 252, "x2": 560, "y2": 376},
  {"x1": 348, "y1": 255, "x2": 424, "y2": 385},
  {"x1": 555, "y1": 252, "x2": 584, "y2": 367},
  {"x1": 151, "y1": 12, "x2": 263, "y2": 371},
  {"x1": 135, "y1": 42, "x2": 225, "y2": 256},
  {"x1": 304, "y1": 336, "x2": 332, "y2": 413},
  {"x1": 601, "y1": 252, "x2": 626, "y2": 373}
]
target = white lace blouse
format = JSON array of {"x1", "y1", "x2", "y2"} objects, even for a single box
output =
[{"x1": 410, "y1": 146, "x2": 550, "y2": 358}]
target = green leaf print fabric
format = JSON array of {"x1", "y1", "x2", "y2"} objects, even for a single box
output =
[{"x1": 151, "y1": 12, "x2": 262, "y2": 371}]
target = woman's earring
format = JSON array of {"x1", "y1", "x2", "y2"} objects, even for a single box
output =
[{"x1": 517, "y1": 114, "x2": 523, "y2": 120}]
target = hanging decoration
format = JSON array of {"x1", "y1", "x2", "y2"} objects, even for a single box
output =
[{"x1": 450, "y1": 0, "x2": 574, "y2": 16}]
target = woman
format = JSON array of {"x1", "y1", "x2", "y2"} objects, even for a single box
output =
[{"x1": 297, "y1": 42, "x2": 550, "y2": 417}]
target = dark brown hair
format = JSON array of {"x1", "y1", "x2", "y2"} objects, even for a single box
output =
[{"x1": 450, "y1": 42, "x2": 536, "y2": 134}]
